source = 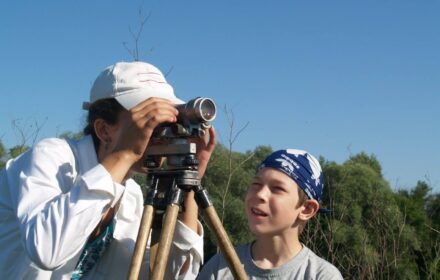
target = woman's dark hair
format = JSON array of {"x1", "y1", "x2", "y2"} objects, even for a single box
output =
[{"x1": 83, "y1": 98, "x2": 125, "y2": 152}]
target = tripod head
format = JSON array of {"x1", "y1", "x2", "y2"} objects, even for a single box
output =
[{"x1": 144, "y1": 136, "x2": 199, "y2": 171}]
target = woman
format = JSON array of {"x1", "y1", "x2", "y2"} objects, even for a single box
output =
[{"x1": 0, "y1": 61, "x2": 216, "y2": 279}]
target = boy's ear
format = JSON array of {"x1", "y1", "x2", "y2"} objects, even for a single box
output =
[{"x1": 298, "y1": 199, "x2": 320, "y2": 221}]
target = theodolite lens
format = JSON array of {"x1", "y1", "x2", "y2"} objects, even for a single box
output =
[
  {"x1": 199, "y1": 98, "x2": 216, "y2": 122},
  {"x1": 176, "y1": 97, "x2": 217, "y2": 125}
]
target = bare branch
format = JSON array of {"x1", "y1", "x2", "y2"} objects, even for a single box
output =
[
  {"x1": 424, "y1": 223, "x2": 440, "y2": 234},
  {"x1": 10, "y1": 117, "x2": 47, "y2": 150},
  {"x1": 231, "y1": 121, "x2": 249, "y2": 145},
  {"x1": 163, "y1": 65, "x2": 174, "y2": 78},
  {"x1": 217, "y1": 105, "x2": 253, "y2": 226},
  {"x1": 124, "y1": 7, "x2": 152, "y2": 61}
]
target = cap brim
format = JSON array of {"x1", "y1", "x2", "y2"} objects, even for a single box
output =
[{"x1": 115, "y1": 89, "x2": 185, "y2": 110}]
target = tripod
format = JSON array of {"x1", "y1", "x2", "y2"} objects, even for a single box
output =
[{"x1": 127, "y1": 141, "x2": 247, "y2": 280}]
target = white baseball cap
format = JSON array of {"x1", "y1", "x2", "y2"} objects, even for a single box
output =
[{"x1": 83, "y1": 61, "x2": 184, "y2": 110}]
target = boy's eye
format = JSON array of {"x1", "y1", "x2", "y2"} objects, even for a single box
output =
[
  {"x1": 249, "y1": 182, "x2": 262, "y2": 190},
  {"x1": 272, "y1": 186, "x2": 286, "y2": 193}
]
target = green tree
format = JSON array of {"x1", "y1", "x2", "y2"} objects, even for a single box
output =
[
  {"x1": 0, "y1": 140, "x2": 6, "y2": 168},
  {"x1": 9, "y1": 145, "x2": 29, "y2": 159},
  {"x1": 426, "y1": 192, "x2": 440, "y2": 227},
  {"x1": 395, "y1": 181, "x2": 440, "y2": 279},
  {"x1": 305, "y1": 153, "x2": 419, "y2": 279},
  {"x1": 425, "y1": 192, "x2": 440, "y2": 279},
  {"x1": 58, "y1": 131, "x2": 83, "y2": 141}
]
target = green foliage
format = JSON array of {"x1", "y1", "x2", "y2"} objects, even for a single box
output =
[
  {"x1": 302, "y1": 153, "x2": 438, "y2": 279},
  {"x1": 394, "y1": 181, "x2": 440, "y2": 279},
  {"x1": 0, "y1": 140, "x2": 6, "y2": 168},
  {"x1": 59, "y1": 131, "x2": 84, "y2": 141},
  {"x1": 346, "y1": 152, "x2": 383, "y2": 176},
  {"x1": 426, "y1": 193, "x2": 440, "y2": 227},
  {"x1": 8, "y1": 145, "x2": 29, "y2": 159},
  {"x1": 0, "y1": 141, "x2": 5, "y2": 157},
  {"x1": 241, "y1": 145, "x2": 273, "y2": 173},
  {"x1": 1, "y1": 141, "x2": 30, "y2": 168}
]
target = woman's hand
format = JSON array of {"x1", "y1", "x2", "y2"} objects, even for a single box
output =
[
  {"x1": 193, "y1": 126, "x2": 216, "y2": 178},
  {"x1": 101, "y1": 98, "x2": 178, "y2": 183},
  {"x1": 115, "y1": 98, "x2": 178, "y2": 160}
]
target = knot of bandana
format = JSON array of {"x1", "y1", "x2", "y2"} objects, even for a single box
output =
[{"x1": 259, "y1": 149, "x2": 324, "y2": 202}]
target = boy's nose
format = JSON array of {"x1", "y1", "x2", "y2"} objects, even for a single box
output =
[{"x1": 254, "y1": 185, "x2": 270, "y2": 201}]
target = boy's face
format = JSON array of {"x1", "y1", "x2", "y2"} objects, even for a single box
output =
[{"x1": 245, "y1": 167, "x2": 304, "y2": 237}]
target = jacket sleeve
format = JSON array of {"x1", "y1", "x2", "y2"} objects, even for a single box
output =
[
  {"x1": 167, "y1": 220, "x2": 204, "y2": 280},
  {"x1": 11, "y1": 138, "x2": 124, "y2": 270}
]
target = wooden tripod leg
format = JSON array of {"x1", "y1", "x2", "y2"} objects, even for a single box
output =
[
  {"x1": 127, "y1": 205, "x2": 155, "y2": 280},
  {"x1": 203, "y1": 206, "x2": 248, "y2": 280},
  {"x1": 150, "y1": 204, "x2": 180, "y2": 280},
  {"x1": 148, "y1": 229, "x2": 161, "y2": 275}
]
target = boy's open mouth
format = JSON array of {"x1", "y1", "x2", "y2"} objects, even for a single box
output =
[{"x1": 251, "y1": 207, "x2": 268, "y2": 217}]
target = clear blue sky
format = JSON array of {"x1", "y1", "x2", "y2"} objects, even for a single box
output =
[{"x1": 1, "y1": 1, "x2": 439, "y2": 192}]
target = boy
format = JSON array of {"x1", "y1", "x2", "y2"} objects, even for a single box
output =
[{"x1": 197, "y1": 149, "x2": 343, "y2": 279}]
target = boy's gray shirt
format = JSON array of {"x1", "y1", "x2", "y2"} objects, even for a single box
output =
[{"x1": 197, "y1": 243, "x2": 343, "y2": 280}]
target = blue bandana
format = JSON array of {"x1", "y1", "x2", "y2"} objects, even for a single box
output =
[{"x1": 259, "y1": 149, "x2": 324, "y2": 202}]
